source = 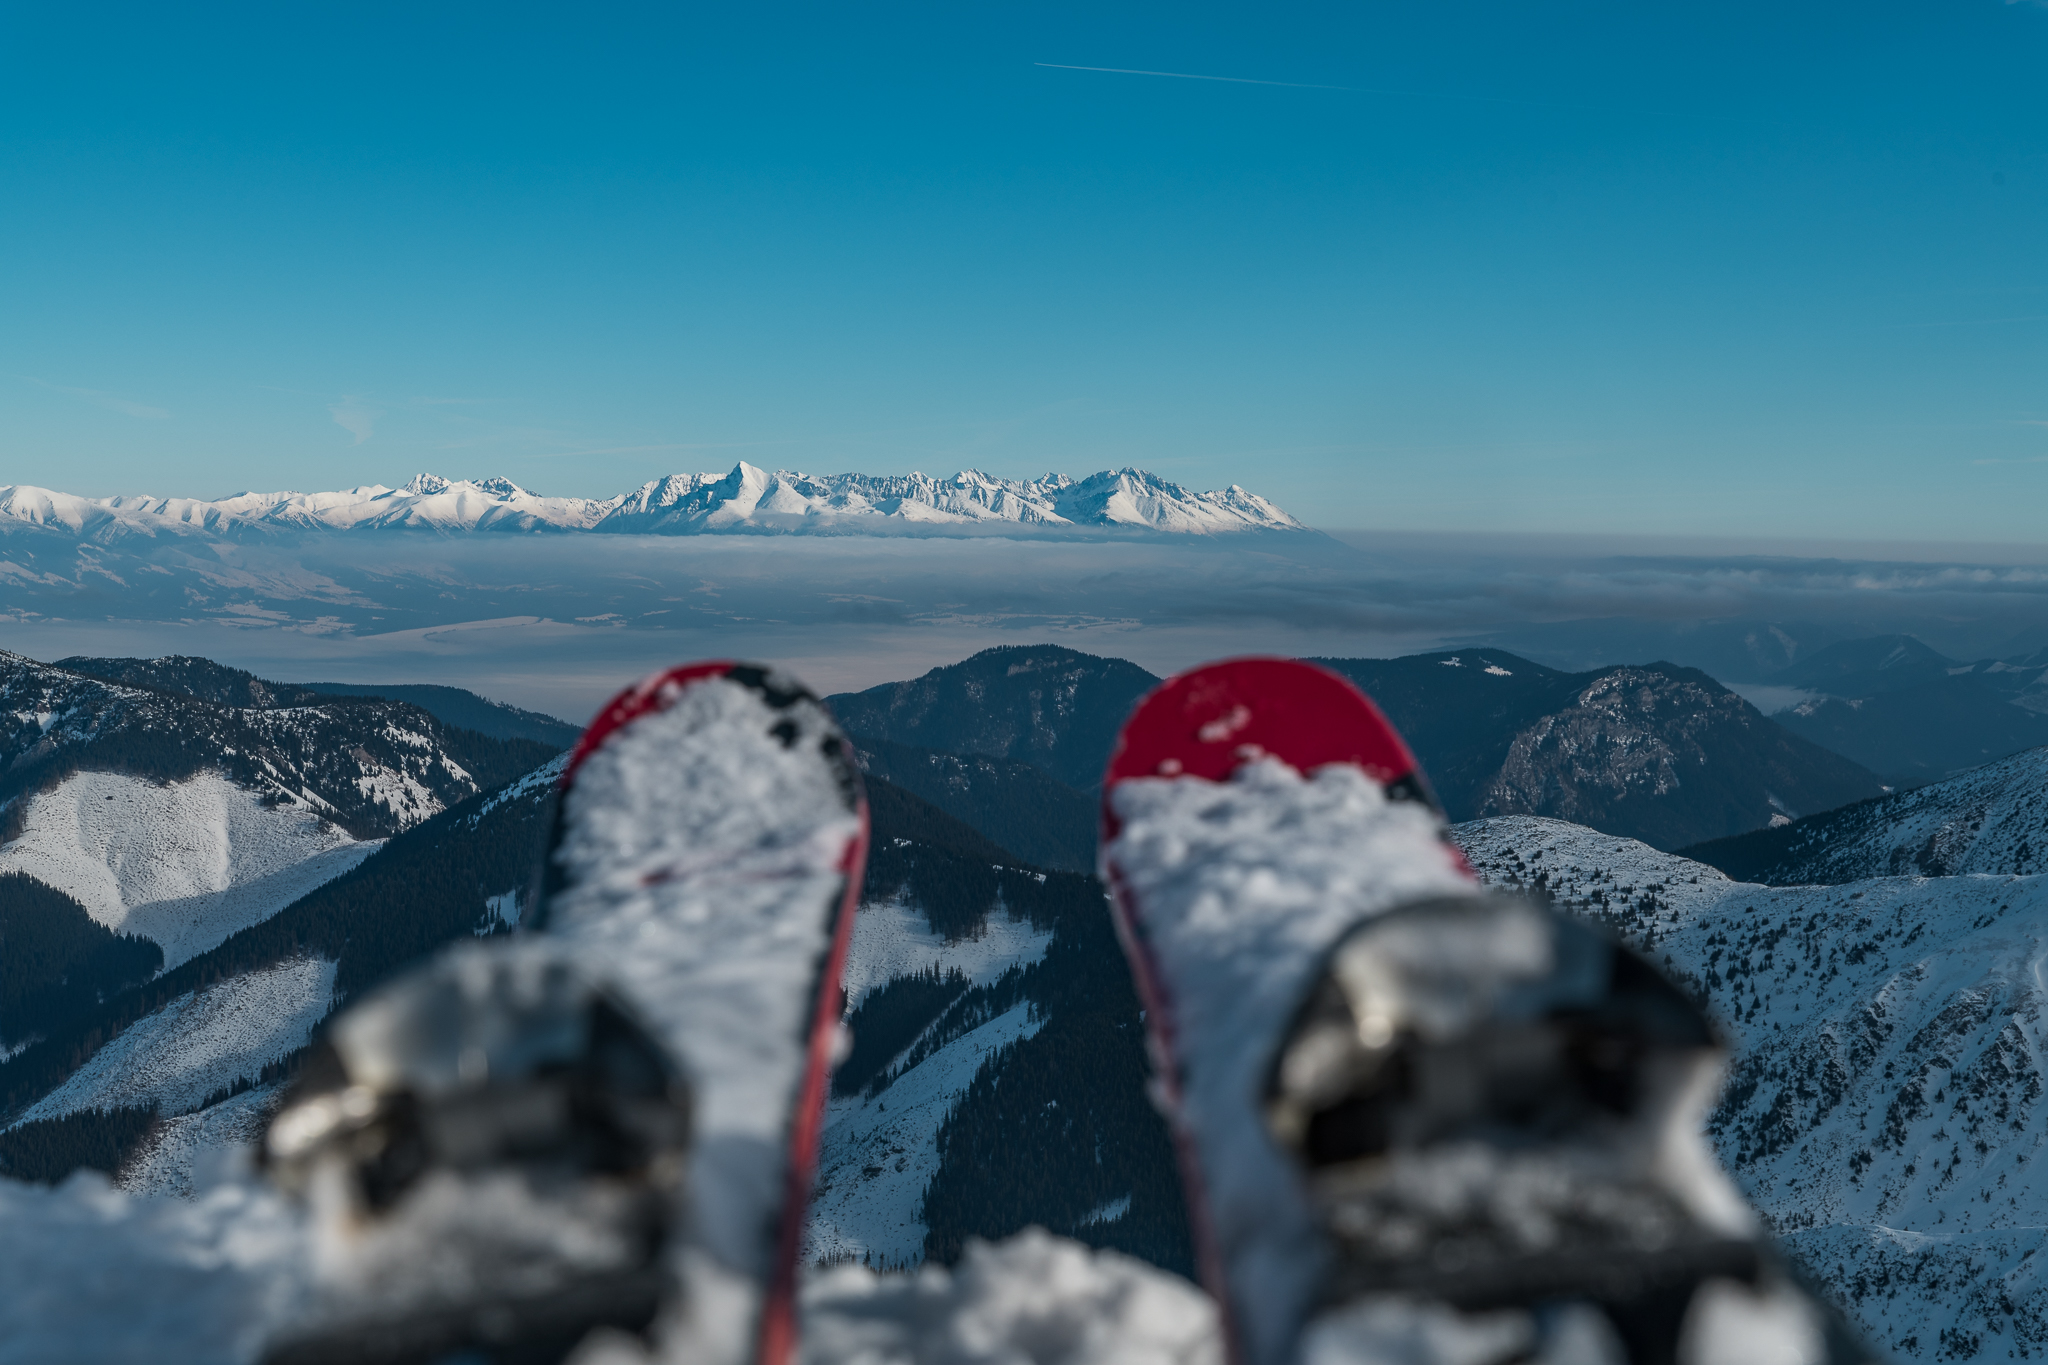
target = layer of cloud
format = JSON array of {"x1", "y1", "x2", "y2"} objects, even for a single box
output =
[
  {"x1": 328, "y1": 396, "x2": 379, "y2": 444},
  {"x1": 4, "y1": 529, "x2": 2046, "y2": 721}
]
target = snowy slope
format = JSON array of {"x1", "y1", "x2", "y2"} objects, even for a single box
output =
[
  {"x1": 121, "y1": 1085, "x2": 283, "y2": 1199},
  {"x1": 9, "y1": 957, "x2": 335, "y2": 1127},
  {"x1": 839, "y1": 893, "x2": 1054, "y2": 1009},
  {"x1": 1687, "y1": 743, "x2": 2048, "y2": 883},
  {"x1": 0, "y1": 463, "x2": 1305, "y2": 541},
  {"x1": 1454, "y1": 815, "x2": 2048, "y2": 1361},
  {"x1": 806, "y1": 895, "x2": 1054, "y2": 1268},
  {"x1": 0, "y1": 771, "x2": 380, "y2": 967},
  {"x1": 806, "y1": 1003, "x2": 1044, "y2": 1269}
]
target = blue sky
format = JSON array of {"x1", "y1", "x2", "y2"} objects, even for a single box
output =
[{"x1": 2, "y1": 2, "x2": 2044, "y2": 539}]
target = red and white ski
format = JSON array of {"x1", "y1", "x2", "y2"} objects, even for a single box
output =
[
  {"x1": 541, "y1": 661, "x2": 868, "y2": 1365},
  {"x1": 1098, "y1": 659, "x2": 1473, "y2": 1365},
  {"x1": 1099, "y1": 659, "x2": 1844, "y2": 1365},
  {"x1": 257, "y1": 661, "x2": 867, "y2": 1365}
]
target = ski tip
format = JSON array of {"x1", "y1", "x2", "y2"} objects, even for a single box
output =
[
  {"x1": 1101, "y1": 657, "x2": 1436, "y2": 830},
  {"x1": 563, "y1": 660, "x2": 738, "y2": 784}
]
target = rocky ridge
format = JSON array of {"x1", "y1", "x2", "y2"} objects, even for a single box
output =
[{"x1": 1683, "y1": 744, "x2": 2048, "y2": 884}]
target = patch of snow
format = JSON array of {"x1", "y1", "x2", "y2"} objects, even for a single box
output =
[
  {"x1": 474, "y1": 752, "x2": 569, "y2": 822},
  {"x1": 353, "y1": 762, "x2": 443, "y2": 828},
  {"x1": 0, "y1": 771, "x2": 380, "y2": 968},
  {"x1": 792, "y1": 1228, "x2": 1221, "y2": 1365},
  {"x1": 839, "y1": 894, "x2": 1054, "y2": 1011},
  {"x1": 482, "y1": 888, "x2": 521, "y2": 932},
  {"x1": 120, "y1": 1085, "x2": 283, "y2": 1200},
  {"x1": 1078, "y1": 1194, "x2": 1132, "y2": 1227},
  {"x1": 10, "y1": 958, "x2": 336, "y2": 1126}
]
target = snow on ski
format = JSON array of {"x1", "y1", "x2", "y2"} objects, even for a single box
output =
[
  {"x1": 540, "y1": 662, "x2": 868, "y2": 1365},
  {"x1": 1098, "y1": 658, "x2": 1476, "y2": 1365}
]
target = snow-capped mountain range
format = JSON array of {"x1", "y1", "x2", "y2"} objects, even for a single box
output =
[{"x1": 0, "y1": 465, "x2": 1304, "y2": 540}]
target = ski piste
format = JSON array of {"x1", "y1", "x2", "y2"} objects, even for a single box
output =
[
  {"x1": 1097, "y1": 657, "x2": 1864, "y2": 1365},
  {"x1": 259, "y1": 661, "x2": 868, "y2": 1365}
]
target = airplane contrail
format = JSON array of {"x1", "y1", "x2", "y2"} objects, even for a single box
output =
[
  {"x1": 1030, "y1": 61, "x2": 1706, "y2": 120},
  {"x1": 1033, "y1": 62, "x2": 1348, "y2": 91}
]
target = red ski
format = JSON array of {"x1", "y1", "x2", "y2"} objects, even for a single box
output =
[
  {"x1": 545, "y1": 662, "x2": 868, "y2": 1365},
  {"x1": 259, "y1": 661, "x2": 867, "y2": 1365}
]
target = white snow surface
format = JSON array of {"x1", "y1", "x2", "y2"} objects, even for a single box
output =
[
  {"x1": 839, "y1": 891, "x2": 1054, "y2": 1010},
  {"x1": 0, "y1": 769, "x2": 379, "y2": 968},
  {"x1": 0, "y1": 1174, "x2": 1216, "y2": 1365},
  {"x1": 806, "y1": 1002, "x2": 1044, "y2": 1269},
  {"x1": 547, "y1": 672, "x2": 862, "y2": 1315},
  {"x1": 0, "y1": 1172, "x2": 310, "y2": 1365},
  {"x1": 0, "y1": 464, "x2": 1304, "y2": 541},
  {"x1": 1453, "y1": 815, "x2": 2048, "y2": 1361},
  {"x1": 1101, "y1": 759, "x2": 1475, "y2": 1365},
  {"x1": 791, "y1": 1228, "x2": 1221, "y2": 1365},
  {"x1": 120, "y1": 1085, "x2": 284, "y2": 1200},
  {"x1": 10, "y1": 958, "x2": 336, "y2": 1127}
]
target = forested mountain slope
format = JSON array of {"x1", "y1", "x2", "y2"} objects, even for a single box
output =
[
  {"x1": 827, "y1": 645, "x2": 1160, "y2": 793},
  {"x1": 1764, "y1": 635, "x2": 2048, "y2": 787},
  {"x1": 0, "y1": 652, "x2": 550, "y2": 839},
  {"x1": 850, "y1": 734, "x2": 1096, "y2": 872},
  {"x1": 1455, "y1": 815, "x2": 2048, "y2": 1361},
  {"x1": 57, "y1": 655, "x2": 583, "y2": 748},
  {"x1": 1317, "y1": 651, "x2": 1885, "y2": 848}
]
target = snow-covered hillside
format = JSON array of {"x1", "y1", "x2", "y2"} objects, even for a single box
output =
[
  {"x1": 0, "y1": 771, "x2": 379, "y2": 967},
  {"x1": 1454, "y1": 815, "x2": 2048, "y2": 1361},
  {"x1": 806, "y1": 894, "x2": 1055, "y2": 1268},
  {"x1": 0, "y1": 651, "x2": 510, "y2": 840},
  {"x1": 10, "y1": 957, "x2": 335, "y2": 1129},
  {"x1": 1688, "y1": 743, "x2": 2048, "y2": 883},
  {"x1": 0, "y1": 464, "x2": 1304, "y2": 541}
]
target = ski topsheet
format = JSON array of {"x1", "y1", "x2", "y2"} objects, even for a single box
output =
[
  {"x1": 1098, "y1": 659, "x2": 1845, "y2": 1365},
  {"x1": 540, "y1": 661, "x2": 868, "y2": 1365}
]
